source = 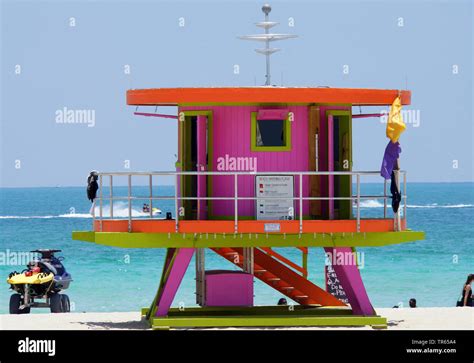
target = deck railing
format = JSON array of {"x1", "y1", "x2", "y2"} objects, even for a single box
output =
[{"x1": 92, "y1": 170, "x2": 407, "y2": 233}]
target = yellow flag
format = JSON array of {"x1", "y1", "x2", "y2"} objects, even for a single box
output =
[{"x1": 386, "y1": 96, "x2": 406, "y2": 142}]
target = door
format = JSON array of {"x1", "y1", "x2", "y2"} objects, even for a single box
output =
[
  {"x1": 327, "y1": 111, "x2": 352, "y2": 220},
  {"x1": 182, "y1": 116, "x2": 198, "y2": 220},
  {"x1": 181, "y1": 112, "x2": 210, "y2": 220},
  {"x1": 328, "y1": 114, "x2": 335, "y2": 219},
  {"x1": 308, "y1": 106, "x2": 321, "y2": 218},
  {"x1": 196, "y1": 115, "x2": 208, "y2": 220}
]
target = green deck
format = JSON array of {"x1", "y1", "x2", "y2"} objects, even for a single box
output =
[
  {"x1": 72, "y1": 230, "x2": 424, "y2": 248},
  {"x1": 140, "y1": 306, "x2": 387, "y2": 330}
]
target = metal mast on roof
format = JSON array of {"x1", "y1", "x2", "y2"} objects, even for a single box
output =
[{"x1": 239, "y1": 4, "x2": 297, "y2": 86}]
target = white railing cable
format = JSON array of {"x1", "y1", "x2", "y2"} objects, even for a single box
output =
[
  {"x1": 299, "y1": 174, "x2": 303, "y2": 233},
  {"x1": 92, "y1": 199, "x2": 96, "y2": 230},
  {"x1": 356, "y1": 174, "x2": 360, "y2": 232},
  {"x1": 109, "y1": 175, "x2": 113, "y2": 219},
  {"x1": 174, "y1": 174, "x2": 179, "y2": 232},
  {"x1": 403, "y1": 171, "x2": 407, "y2": 225},
  {"x1": 97, "y1": 170, "x2": 392, "y2": 176},
  {"x1": 128, "y1": 174, "x2": 132, "y2": 232},
  {"x1": 149, "y1": 174, "x2": 153, "y2": 219},
  {"x1": 234, "y1": 174, "x2": 238, "y2": 233}
]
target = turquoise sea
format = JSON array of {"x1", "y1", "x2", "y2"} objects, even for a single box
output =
[{"x1": 0, "y1": 183, "x2": 473, "y2": 314}]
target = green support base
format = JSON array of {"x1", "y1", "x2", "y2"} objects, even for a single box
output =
[
  {"x1": 73, "y1": 230, "x2": 424, "y2": 248},
  {"x1": 141, "y1": 306, "x2": 387, "y2": 330}
]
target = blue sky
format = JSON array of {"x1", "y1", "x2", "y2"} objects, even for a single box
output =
[{"x1": 1, "y1": 0, "x2": 472, "y2": 187}]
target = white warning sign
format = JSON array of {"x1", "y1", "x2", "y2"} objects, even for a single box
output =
[{"x1": 256, "y1": 175, "x2": 294, "y2": 220}]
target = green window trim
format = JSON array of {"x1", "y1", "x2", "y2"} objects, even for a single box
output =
[{"x1": 250, "y1": 111, "x2": 292, "y2": 152}]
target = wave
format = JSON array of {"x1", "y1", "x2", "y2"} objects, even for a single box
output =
[
  {"x1": 407, "y1": 204, "x2": 473, "y2": 209},
  {"x1": 0, "y1": 202, "x2": 162, "y2": 219},
  {"x1": 1, "y1": 201, "x2": 471, "y2": 219},
  {"x1": 0, "y1": 214, "x2": 93, "y2": 219},
  {"x1": 0, "y1": 215, "x2": 57, "y2": 219},
  {"x1": 354, "y1": 200, "x2": 473, "y2": 209},
  {"x1": 357, "y1": 200, "x2": 384, "y2": 208}
]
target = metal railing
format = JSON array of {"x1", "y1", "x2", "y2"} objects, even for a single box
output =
[{"x1": 92, "y1": 170, "x2": 407, "y2": 233}]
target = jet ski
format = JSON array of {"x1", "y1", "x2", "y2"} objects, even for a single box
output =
[
  {"x1": 7, "y1": 249, "x2": 72, "y2": 314},
  {"x1": 142, "y1": 203, "x2": 162, "y2": 215}
]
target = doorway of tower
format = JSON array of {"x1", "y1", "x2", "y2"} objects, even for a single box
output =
[
  {"x1": 327, "y1": 110, "x2": 352, "y2": 220},
  {"x1": 309, "y1": 107, "x2": 352, "y2": 220},
  {"x1": 179, "y1": 111, "x2": 211, "y2": 220}
]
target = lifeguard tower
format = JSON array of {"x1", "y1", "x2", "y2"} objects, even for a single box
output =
[{"x1": 73, "y1": 4, "x2": 424, "y2": 329}]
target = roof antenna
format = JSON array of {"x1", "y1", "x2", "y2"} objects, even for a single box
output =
[{"x1": 239, "y1": 4, "x2": 297, "y2": 86}]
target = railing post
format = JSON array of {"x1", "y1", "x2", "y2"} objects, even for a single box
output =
[
  {"x1": 383, "y1": 178, "x2": 387, "y2": 219},
  {"x1": 149, "y1": 174, "x2": 153, "y2": 219},
  {"x1": 315, "y1": 134, "x2": 319, "y2": 171},
  {"x1": 302, "y1": 248, "x2": 308, "y2": 278},
  {"x1": 234, "y1": 173, "x2": 238, "y2": 233},
  {"x1": 356, "y1": 174, "x2": 360, "y2": 232},
  {"x1": 175, "y1": 173, "x2": 179, "y2": 233},
  {"x1": 243, "y1": 247, "x2": 254, "y2": 275},
  {"x1": 128, "y1": 174, "x2": 132, "y2": 232},
  {"x1": 394, "y1": 170, "x2": 401, "y2": 231},
  {"x1": 99, "y1": 175, "x2": 103, "y2": 232},
  {"x1": 92, "y1": 199, "x2": 96, "y2": 231},
  {"x1": 403, "y1": 171, "x2": 407, "y2": 228},
  {"x1": 299, "y1": 173, "x2": 303, "y2": 233},
  {"x1": 109, "y1": 175, "x2": 113, "y2": 219}
]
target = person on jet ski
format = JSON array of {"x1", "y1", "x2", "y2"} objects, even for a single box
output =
[
  {"x1": 87, "y1": 170, "x2": 99, "y2": 202},
  {"x1": 142, "y1": 203, "x2": 150, "y2": 213}
]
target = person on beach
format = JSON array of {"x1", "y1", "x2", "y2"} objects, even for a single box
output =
[
  {"x1": 457, "y1": 274, "x2": 473, "y2": 307},
  {"x1": 409, "y1": 298, "x2": 416, "y2": 308}
]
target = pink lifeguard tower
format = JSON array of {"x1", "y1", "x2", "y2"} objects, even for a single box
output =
[{"x1": 73, "y1": 4, "x2": 424, "y2": 329}]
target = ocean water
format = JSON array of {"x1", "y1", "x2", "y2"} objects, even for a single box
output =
[{"x1": 0, "y1": 183, "x2": 473, "y2": 314}]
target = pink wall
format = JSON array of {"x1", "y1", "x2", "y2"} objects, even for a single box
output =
[{"x1": 180, "y1": 105, "x2": 310, "y2": 218}]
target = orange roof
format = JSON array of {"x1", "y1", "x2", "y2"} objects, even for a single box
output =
[{"x1": 126, "y1": 87, "x2": 411, "y2": 106}]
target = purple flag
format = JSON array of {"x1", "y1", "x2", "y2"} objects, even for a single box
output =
[{"x1": 381, "y1": 141, "x2": 401, "y2": 180}]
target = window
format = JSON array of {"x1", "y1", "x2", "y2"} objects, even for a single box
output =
[
  {"x1": 256, "y1": 120, "x2": 284, "y2": 146},
  {"x1": 251, "y1": 111, "x2": 291, "y2": 151}
]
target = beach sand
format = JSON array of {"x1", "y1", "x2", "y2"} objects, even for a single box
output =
[{"x1": 0, "y1": 307, "x2": 472, "y2": 330}]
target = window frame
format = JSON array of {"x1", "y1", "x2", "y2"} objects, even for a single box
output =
[{"x1": 250, "y1": 111, "x2": 292, "y2": 152}]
